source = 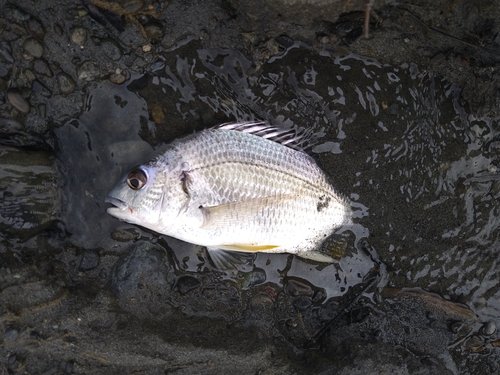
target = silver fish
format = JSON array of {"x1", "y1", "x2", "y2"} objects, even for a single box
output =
[{"x1": 106, "y1": 122, "x2": 351, "y2": 263}]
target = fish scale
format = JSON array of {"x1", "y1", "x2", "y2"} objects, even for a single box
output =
[{"x1": 106, "y1": 122, "x2": 352, "y2": 263}]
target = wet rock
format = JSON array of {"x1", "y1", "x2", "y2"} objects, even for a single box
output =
[
  {"x1": 77, "y1": 61, "x2": 101, "y2": 81},
  {"x1": 481, "y1": 320, "x2": 496, "y2": 336},
  {"x1": 4, "y1": 328, "x2": 19, "y2": 342},
  {"x1": 284, "y1": 276, "x2": 315, "y2": 297},
  {"x1": 64, "y1": 361, "x2": 74, "y2": 374},
  {"x1": 150, "y1": 104, "x2": 164, "y2": 124},
  {"x1": 108, "y1": 140, "x2": 153, "y2": 165},
  {"x1": 247, "y1": 293, "x2": 274, "y2": 321},
  {"x1": 33, "y1": 59, "x2": 52, "y2": 77},
  {"x1": 79, "y1": 250, "x2": 100, "y2": 271},
  {"x1": 71, "y1": 27, "x2": 87, "y2": 46},
  {"x1": 23, "y1": 38, "x2": 44, "y2": 58},
  {"x1": 109, "y1": 70, "x2": 126, "y2": 84},
  {"x1": 6, "y1": 90, "x2": 30, "y2": 113},
  {"x1": 0, "y1": 41, "x2": 14, "y2": 77},
  {"x1": 56, "y1": 72, "x2": 76, "y2": 95},
  {"x1": 378, "y1": 288, "x2": 481, "y2": 355},
  {"x1": 101, "y1": 39, "x2": 122, "y2": 61},
  {"x1": 174, "y1": 275, "x2": 201, "y2": 294},
  {"x1": 27, "y1": 17, "x2": 46, "y2": 40},
  {"x1": 32, "y1": 80, "x2": 52, "y2": 98},
  {"x1": 111, "y1": 242, "x2": 176, "y2": 320},
  {"x1": 144, "y1": 23, "x2": 163, "y2": 40},
  {"x1": 110, "y1": 227, "x2": 140, "y2": 242},
  {"x1": 292, "y1": 296, "x2": 312, "y2": 312},
  {"x1": 229, "y1": 0, "x2": 373, "y2": 27},
  {"x1": 0, "y1": 146, "x2": 59, "y2": 236}
]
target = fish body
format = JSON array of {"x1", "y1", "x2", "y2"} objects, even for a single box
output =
[{"x1": 106, "y1": 123, "x2": 351, "y2": 262}]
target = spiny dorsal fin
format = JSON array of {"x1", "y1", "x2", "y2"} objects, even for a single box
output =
[{"x1": 214, "y1": 121, "x2": 319, "y2": 152}]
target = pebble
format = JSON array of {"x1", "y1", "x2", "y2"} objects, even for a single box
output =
[
  {"x1": 7, "y1": 90, "x2": 30, "y2": 113},
  {"x1": 481, "y1": 320, "x2": 496, "y2": 336},
  {"x1": 71, "y1": 27, "x2": 87, "y2": 46},
  {"x1": 33, "y1": 59, "x2": 53, "y2": 77},
  {"x1": 144, "y1": 23, "x2": 163, "y2": 40},
  {"x1": 23, "y1": 38, "x2": 44, "y2": 58},
  {"x1": 27, "y1": 17, "x2": 46, "y2": 40},
  {"x1": 57, "y1": 72, "x2": 76, "y2": 95},
  {"x1": 0, "y1": 42, "x2": 14, "y2": 76},
  {"x1": 174, "y1": 275, "x2": 201, "y2": 295},
  {"x1": 101, "y1": 39, "x2": 122, "y2": 61},
  {"x1": 284, "y1": 276, "x2": 315, "y2": 297},
  {"x1": 150, "y1": 104, "x2": 164, "y2": 124},
  {"x1": 65, "y1": 361, "x2": 74, "y2": 374},
  {"x1": 78, "y1": 61, "x2": 100, "y2": 81},
  {"x1": 24, "y1": 69, "x2": 36, "y2": 81},
  {"x1": 249, "y1": 293, "x2": 274, "y2": 310},
  {"x1": 4, "y1": 328, "x2": 19, "y2": 342},
  {"x1": 79, "y1": 250, "x2": 100, "y2": 271},
  {"x1": 110, "y1": 227, "x2": 140, "y2": 242},
  {"x1": 109, "y1": 72, "x2": 126, "y2": 84},
  {"x1": 292, "y1": 296, "x2": 312, "y2": 312}
]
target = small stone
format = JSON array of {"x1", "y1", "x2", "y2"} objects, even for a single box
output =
[
  {"x1": 24, "y1": 69, "x2": 36, "y2": 81},
  {"x1": 54, "y1": 24, "x2": 63, "y2": 36},
  {"x1": 7, "y1": 90, "x2": 30, "y2": 113},
  {"x1": 150, "y1": 104, "x2": 164, "y2": 124},
  {"x1": 0, "y1": 42, "x2": 14, "y2": 77},
  {"x1": 33, "y1": 59, "x2": 53, "y2": 77},
  {"x1": 71, "y1": 27, "x2": 87, "y2": 46},
  {"x1": 101, "y1": 39, "x2": 122, "y2": 61},
  {"x1": 23, "y1": 38, "x2": 44, "y2": 58},
  {"x1": 284, "y1": 276, "x2": 315, "y2": 297},
  {"x1": 250, "y1": 293, "x2": 274, "y2": 309},
  {"x1": 110, "y1": 227, "x2": 140, "y2": 242},
  {"x1": 109, "y1": 72, "x2": 126, "y2": 85},
  {"x1": 5, "y1": 328, "x2": 19, "y2": 341},
  {"x1": 77, "y1": 7, "x2": 88, "y2": 17},
  {"x1": 142, "y1": 44, "x2": 152, "y2": 52},
  {"x1": 174, "y1": 275, "x2": 201, "y2": 295},
  {"x1": 77, "y1": 61, "x2": 100, "y2": 81},
  {"x1": 57, "y1": 72, "x2": 76, "y2": 95},
  {"x1": 292, "y1": 296, "x2": 312, "y2": 312},
  {"x1": 79, "y1": 250, "x2": 100, "y2": 271},
  {"x1": 144, "y1": 23, "x2": 163, "y2": 40},
  {"x1": 482, "y1": 320, "x2": 496, "y2": 336},
  {"x1": 27, "y1": 17, "x2": 46, "y2": 40},
  {"x1": 65, "y1": 360, "x2": 74, "y2": 374}
]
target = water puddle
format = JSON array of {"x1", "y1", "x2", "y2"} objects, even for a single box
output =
[{"x1": 53, "y1": 39, "x2": 500, "y2": 365}]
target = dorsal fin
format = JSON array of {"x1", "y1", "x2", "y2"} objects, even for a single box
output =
[{"x1": 214, "y1": 121, "x2": 319, "y2": 152}]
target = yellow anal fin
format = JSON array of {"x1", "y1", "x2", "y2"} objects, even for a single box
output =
[{"x1": 219, "y1": 244, "x2": 280, "y2": 252}]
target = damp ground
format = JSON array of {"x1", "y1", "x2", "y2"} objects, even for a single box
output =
[{"x1": 1, "y1": 1, "x2": 500, "y2": 374}]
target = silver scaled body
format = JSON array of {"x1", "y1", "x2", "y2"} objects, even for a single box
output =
[{"x1": 106, "y1": 123, "x2": 352, "y2": 262}]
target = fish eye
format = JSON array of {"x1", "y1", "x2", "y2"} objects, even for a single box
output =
[{"x1": 127, "y1": 168, "x2": 147, "y2": 190}]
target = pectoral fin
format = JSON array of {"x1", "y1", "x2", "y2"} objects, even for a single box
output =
[{"x1": 207, "y1": 248, "x2": 256, "y2": 272}]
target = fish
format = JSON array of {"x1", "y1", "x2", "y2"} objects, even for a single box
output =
[{"x1": 105, "y1": 122, "x2": 352, "y2": 265}]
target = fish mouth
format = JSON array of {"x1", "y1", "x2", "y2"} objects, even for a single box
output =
[{"x1": 105, "y1": 196, "x2": 129, "y2": 217}]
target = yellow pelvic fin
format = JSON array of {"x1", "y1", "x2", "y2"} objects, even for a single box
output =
[{"x1": 219, "y1": 244, "x2": 280, "y2": 252}]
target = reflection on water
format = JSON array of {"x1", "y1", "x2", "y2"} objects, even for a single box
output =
[{"x1": 55, "y1": 40, "x2": 499, "y2": 359}]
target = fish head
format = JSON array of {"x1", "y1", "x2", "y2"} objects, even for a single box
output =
[{"x1": 106, "y1": 164, "x2": 167, "y2": 228}]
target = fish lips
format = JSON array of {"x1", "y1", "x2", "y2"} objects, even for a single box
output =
[{"x1": 105, "y1": 196, "x2": 130, "y2": 219}]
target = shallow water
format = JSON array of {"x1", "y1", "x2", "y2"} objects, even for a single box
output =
[{"x1": 52, "y1": 39, "x2": 500, "y2": 369}]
